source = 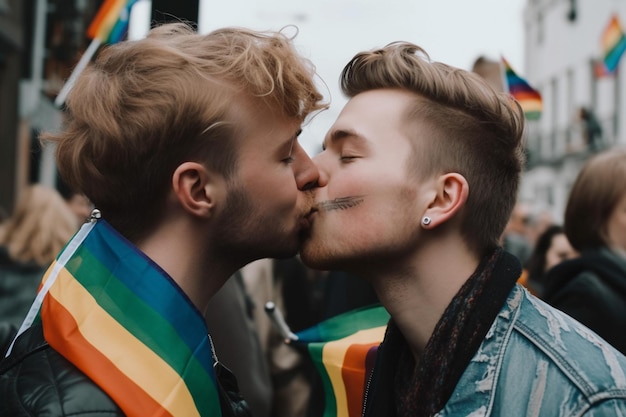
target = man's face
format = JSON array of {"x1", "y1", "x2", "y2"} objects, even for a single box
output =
[
  {"x1": 300, "y1": 89, "x2": 432, "y2": 271},
  {"x1": 213, "y1": 101, "x2": 319, "y2": 262}
]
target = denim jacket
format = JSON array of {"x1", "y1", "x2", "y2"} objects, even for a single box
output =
[{"x1": 439, "y1": 285, "x2": 626, "y2": 416}]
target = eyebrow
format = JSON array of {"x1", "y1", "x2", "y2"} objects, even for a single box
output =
[
  {"x1": 283, "y1": 128, "x2": 303, "y2": 155},
  {"x1": 322, "y1": 128, "x2": 363, "y2": 149}
]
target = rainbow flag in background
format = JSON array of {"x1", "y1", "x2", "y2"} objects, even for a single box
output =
[
  {"x1": 34, "y1": 219, "x2": 221, "y2": 417},
  {"x1": 87, "y1": 0, "x2": 138, "y2": 43},
  {"x1": 296, "y1": 304, "x2": 390, "y2": 417},
  {"x1": 501, "y1": 57, "x2": 543, "y2": 120},
  {"x1": 600, "y1": 14, "x2": 626, "y2": 74},
  {"x1": 594, "y1": 58, "x2": 612, "y2": 78}
]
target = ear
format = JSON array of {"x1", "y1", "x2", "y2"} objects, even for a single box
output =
[
  {"x1": 171, "y1": 162, "x2": 225, "y2": 219},
  {"x1": 421, "y1": 173, "x2": 469, "y2": 228}
]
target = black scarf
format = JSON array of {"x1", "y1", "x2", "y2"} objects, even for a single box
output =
[{"x1": 365, "y1": 248, "x2": 521, "y2": 417}]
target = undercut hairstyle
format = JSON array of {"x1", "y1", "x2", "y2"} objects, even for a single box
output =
[
  {"x1": 340, "y1": 42, "x2": 526, "y2": 256},
  {"x1": 564, "y1": 147, "x2": 626, "y2": 251},
  {"x1": 43, "y1": 23, "x2": 326, "y2": 242}
]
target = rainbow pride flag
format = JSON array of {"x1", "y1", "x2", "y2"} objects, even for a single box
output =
[
  {"x1": 87, "y1": 0, "x2": 138, "y2": 43},
  {"x1": 14, "y1": 219, "x2": 221, "y2": 417},
  {"x1": 54, "y1": 0, "x2": 137, "y2": 107},
  {"x1": 600, "y1": 14, "x2": 626, "y2": 74},
  {"x1": 296, "y1": 304, "x2": 390, "y2": 417},
  {"x1": 501, "y1": 57, "x2": 542, "y2": 120}
]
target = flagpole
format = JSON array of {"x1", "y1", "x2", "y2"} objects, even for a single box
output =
[
  {"x1": 54, "y1": 38, "x2": 102, "y2": 108},
  {"x1": 500, "y1": 56, "x2": 509, "y2": 93},
  {"x1": 265, "y1": 301, "x2": 299, "y2": 342},
  {"x1": 614, "y1": 63, "x2": 621, "y2": 144}
]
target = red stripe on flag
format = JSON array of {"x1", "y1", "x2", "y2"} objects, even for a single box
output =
[
  {"x1": 42, "y1": 294, "x2": 173, "y2": 417},
  {"x1": 342, "y1": 342, "x2": 380, "y2": 417}
]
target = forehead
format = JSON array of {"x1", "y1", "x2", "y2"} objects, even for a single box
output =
[
  {"x1": 232, "y1": 97, "x2": 302, "y2": 146},
  {"x1": 324, "y1": 89, "x2": 417, "y2": 149}
]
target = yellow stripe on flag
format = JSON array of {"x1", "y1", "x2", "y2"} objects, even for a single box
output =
[
  {"x1": 322, "y1": 326, "x2": 386, "y2": 417},
  {"x1": 49, "y1": 268, "x2": 201, "y2": 417}
]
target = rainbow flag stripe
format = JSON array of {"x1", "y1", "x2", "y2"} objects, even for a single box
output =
[
  {"x1": 296, "y1": 304, "x2": 390, "y2": 417},
  {"x1": 601, "y1": 14, "x2": 626, "y2": 73},
  {"x1": 87, "y1": 0, "x2": 138, "y2": 43},
  {"x1": 38, "y1": 220, "x2": 221, "y2": 417},
  {"x1": 502, "y1": 57, "x2": 543, "y2": 120}
]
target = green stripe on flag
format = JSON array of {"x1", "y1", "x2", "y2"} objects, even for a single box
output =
[{"x1": 64, "y1": 246, "x2": 219, "y2": 413}]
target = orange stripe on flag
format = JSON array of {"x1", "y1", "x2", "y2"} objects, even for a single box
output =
[
  {"x1": 512, "y1": 91, "x2": 541, "y2": 101},
  {"x1": 87, "y1": 0, "x2": 125, "y2": 40},
  {"x1": 323, "y1": 326, "x2": 386, "y2": 417},
  {"x1": 42, "y1": 294, "x2": 172, "y2": 417},
  {"x1": 342, "y1": 343, "x2": 379, "y2": 417}
]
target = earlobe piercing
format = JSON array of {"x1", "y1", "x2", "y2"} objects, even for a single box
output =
[{"x1": 422, "y1": 216, "x2": 432, "y2": 226}]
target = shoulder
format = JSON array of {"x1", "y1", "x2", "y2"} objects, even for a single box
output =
[
  {"x1": 443, "y1": 286, "x2": 626, "y2": 416},
  {"x1": 0, "y1": 324, "x2": 123, "y2": 417},
  {"x1": 511, "y1": 286, "x2": 624, "y2": 363},
  {"x1": 507, "y1": 288, "x2": 626, "y2": 409}
]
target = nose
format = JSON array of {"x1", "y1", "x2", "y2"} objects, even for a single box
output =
[
  {"x1": 292, "y1": 143, "x2": 320, "y2": 191},
  {"x1": 312, "y1": 152, "x2": 329, "y2": 188}
]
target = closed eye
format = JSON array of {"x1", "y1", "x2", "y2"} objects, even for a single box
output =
[{"x1": 340, "y1": 155, "x2": 358, "y2": 162}]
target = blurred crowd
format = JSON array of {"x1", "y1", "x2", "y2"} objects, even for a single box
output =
[
  {"x1": 1, "y1": 146, "x2": 626, "y2": 416},
  {"x1": 505, "y1": 147, "x2": 626, "y2": 357}
]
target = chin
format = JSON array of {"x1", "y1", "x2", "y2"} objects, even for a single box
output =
[{"x1": 299, "y1": 247, "x2": 341, "y2": 271}]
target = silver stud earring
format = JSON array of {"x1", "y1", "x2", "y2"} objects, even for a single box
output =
[{"x1": 422, "y1": 216, "x2": 431, "y2": 226}]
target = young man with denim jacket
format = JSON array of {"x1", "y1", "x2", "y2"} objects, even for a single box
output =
[{"x1": 300, "y1": 42, "x2": 626, "y2": 416}]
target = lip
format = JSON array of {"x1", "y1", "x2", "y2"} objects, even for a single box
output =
[{"x1": 300, "y1": 207, "x2": 318, "y2": 230}]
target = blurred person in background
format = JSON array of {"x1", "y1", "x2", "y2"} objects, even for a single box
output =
[
  {"x1": 205, "y1": 264, "x2": 274, "y2": 417},
  {"x1": 578, "y1": 106, "x2": 603, "y2": 152},
  {"x1": 0, "y1": 184, "x2": 78, "y2": 341},
  {"x1": 524, "y1": 224, "x2": 578, "y2": 298},
  {"x1": 58, "y1": 178, "x2": 94, "y2": 223},
  {"x1": 501, "y1": 201, "x2": 533, "y2": 265},
  {"x1": 544, "y1": 147, "x2": 626, "y2": 354},
  {"x1": 524, "y1": 205, "x2": 555, "y2": 248}
]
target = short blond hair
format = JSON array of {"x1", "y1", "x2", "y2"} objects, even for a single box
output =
[
  {"x1": 0, "y1": 184, "x2": 78, "y2": 267},
  {"x1": 43, "y1": 23, "x2": 326, "y2": 241}
]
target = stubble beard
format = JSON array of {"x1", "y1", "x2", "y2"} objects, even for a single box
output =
[{"x1": 214, "y1": 183, "x2": 299, "y2": 264}]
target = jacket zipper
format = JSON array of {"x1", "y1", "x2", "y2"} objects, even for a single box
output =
[
  {"x1": 361, "y1": 364, "x2": 374, "y2": 417},
  {"x1": 208, "y1": 333, "x2": 219, "y2": 363}
]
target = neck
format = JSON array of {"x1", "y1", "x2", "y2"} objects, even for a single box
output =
[
  {"x1": 136, "y1": 216, "x2": 237, "y2": 314},
  {"x1": 369, "y1": 236, "x2": 479, "y2": 360}
]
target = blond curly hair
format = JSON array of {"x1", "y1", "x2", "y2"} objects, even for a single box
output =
[{"x1": 43, "y1": 23, "x2": 327, "y2": 241}]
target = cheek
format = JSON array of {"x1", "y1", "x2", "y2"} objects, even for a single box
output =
[
  {"x1": 320, "y1": 187, "x2": 418, "y2": 241},
  {"x1": 325, "y1": 173, "x2": 368, "y2": 200},
  {"x1": 606, "y1": 211, "x2": 626, "y2": 249},
  {"x1": 544, "y1": 250, "x2": 558, "y2": 269},
  {"x1": 244, "y1": 170, "x2": 298, "y2": 206}
]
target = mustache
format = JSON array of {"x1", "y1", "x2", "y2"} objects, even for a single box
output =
[{"x1": 315, "y1": 195, "x2": 365, "y2": 211}]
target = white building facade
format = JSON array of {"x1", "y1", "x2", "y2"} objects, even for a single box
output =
[{"x1": 521, "y1": 0, "x2": 626, "y2": 222}]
